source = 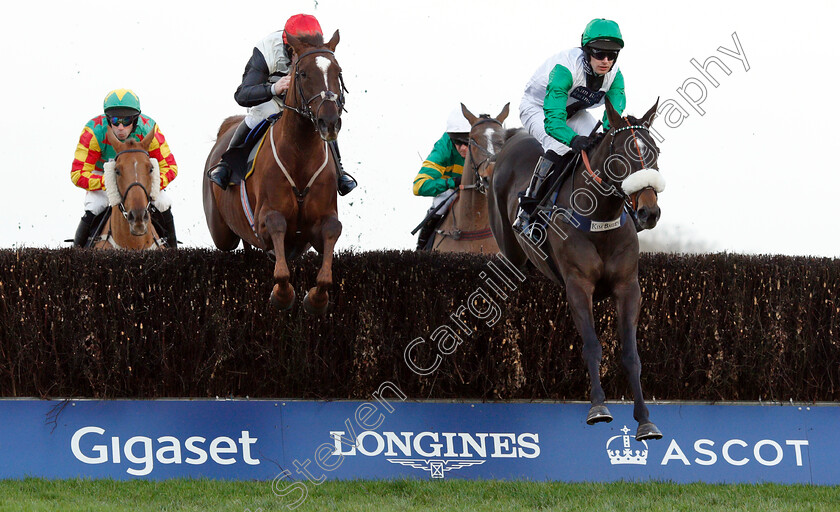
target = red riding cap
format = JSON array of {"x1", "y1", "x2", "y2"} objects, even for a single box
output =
[{"x1": 283, "y1": 14, "x2": 323, "y2": 44}]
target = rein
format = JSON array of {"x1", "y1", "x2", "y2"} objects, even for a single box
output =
[{"x1": 580, "y1": 118, "x2": 660, "y2": 215}]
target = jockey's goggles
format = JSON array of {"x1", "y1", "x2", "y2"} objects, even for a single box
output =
[
  {"x1": 451, "y1": 137, "x2": 469, "y2": 146},
  {"x1": 590, "y1": 50, "x2": 619, "y2": 61},
  {"x1": 108, "y1": 115, "x2": 138, "y2": 127}
]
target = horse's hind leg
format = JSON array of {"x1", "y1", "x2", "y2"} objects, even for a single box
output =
[
  {"x1": 566, "y1": 277, "x2": 613, "y2": 425},
  {"x1": 614, "y1": 281, "x2": 662, "y2": 441},
  {"x1": 264, "y1": 211, "x2": 295, "y2": 310},
  {"x1": 303, "y1": 215, "x2": 342, "y2": 315}
]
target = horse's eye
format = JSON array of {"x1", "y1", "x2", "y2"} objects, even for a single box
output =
[
  {"x1": 298, "y1": 71, "x2": 307, "y2": 79},
  {"x1": 114, "y1": 169, "x2": 121, "y2": 176}
]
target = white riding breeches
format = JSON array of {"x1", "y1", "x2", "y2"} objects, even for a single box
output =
[
  {"x1": 84, "y1": 189, "x2": 172, "y2": 215},
  {"x1": 428, "y1": 189, "x2": 457, "y2": 217},
  {"x1": 245, "y1": 98, "x2": 284, "y2": 129},
  {"x1": 520, "y1": 105, "x2": 599, "y2": 156}
]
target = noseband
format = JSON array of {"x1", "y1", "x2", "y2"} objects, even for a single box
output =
[
  {"x1": 283, "y1": 48, "x2": 348, "y2": 127},
  {"x1": 466, "y1": 116, "x2": 503, "y2": 194},
  {"x1": 113, "y1": 148, "x2": 153, "y2": 220}
]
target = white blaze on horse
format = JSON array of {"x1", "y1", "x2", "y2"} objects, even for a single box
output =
[
  {"x1": 94, "y1": 127, "x2": 166, "y2": 250},
  {"x1": 431, "y1": 103, "x2": 509, "y2": 254}
]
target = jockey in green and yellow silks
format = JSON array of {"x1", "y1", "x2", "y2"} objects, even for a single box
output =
[
  {"x1": 412, "y1": 107, "x2": 470, "y2": 250},
  {"x1": 70, "y1": 89, "x2": 179, "y2": 247}
]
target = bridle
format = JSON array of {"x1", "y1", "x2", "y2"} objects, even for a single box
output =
[
  {"x1": 580, "y1": 117, "x2": 661, "y2": 214},
  {"x1": 282, "y1": 48, "x2": 348, "y2": 127},
  {"x1": 113, "y1": 148, "x2": 153, "y2": 221},
  {"x1": 435, "y1": 116, "x2": 502, "y2": 244},
  {"x1": 465, "y1": 116, "x2": 503, "y2": 195}
]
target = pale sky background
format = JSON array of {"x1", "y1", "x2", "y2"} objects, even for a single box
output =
[{"x1": 2, "y1": 0, "x2": 838, "y2": 257}]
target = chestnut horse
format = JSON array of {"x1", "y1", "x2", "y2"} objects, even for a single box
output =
[
  {"x1": 487, "y1": 98, "x2": 665, "y2": 441},
  {"x1": 432, "y1": 103, "x2": 509, "y2": 254},
  {"x1": 203, "y1": 31, "x2": 345, "y2": 313},
  {"x1": 94, "y1": 127, "x2": 165, "y2": 250}
]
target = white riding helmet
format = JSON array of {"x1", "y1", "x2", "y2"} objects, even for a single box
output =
[{"x1": 445, "y1": 107, "x2": 471, "y2": 134}]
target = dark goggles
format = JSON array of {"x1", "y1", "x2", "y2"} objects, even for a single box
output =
[
  {"x1": 108, "y1": 115, "x2": 138, "y2": 127},
  {"x1": 590, "y1": 49, "x2": 619, "y2": 61}
]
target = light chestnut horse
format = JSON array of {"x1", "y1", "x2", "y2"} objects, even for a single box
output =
[
  {"x1": 94, "y1": 127, "x2": 165, "y2": 250},
  {"x1": 203, "y1": 31, "x2": 345, "y2": 313},
  {"x1": 432, "y1": 103, "x2": 509, "y2": 254}
]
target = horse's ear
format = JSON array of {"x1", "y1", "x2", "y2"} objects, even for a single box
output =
[
  {"x1": 642, "y1": 97, "x2": 660, "y2": 128},
  {"x1": 325, "y1": 30, "x2": 340, "y2": 52},
  {"x1": 604, "y1": 97, "x2": 623, "y2": 130},
  {"x1": 461, "y1": 103, "x2": 478, "y2": 126},
  {"x1": 496, "y1": 102, "x2": 510, "y2": 123},
  {"x1": 141, "y1": 124, "x2": 157, "y2": 151}
]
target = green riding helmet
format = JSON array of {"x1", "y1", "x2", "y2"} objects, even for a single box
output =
[
  {"x1": 103, "y1": 88, "x2": 142, "y2": 116},
  {"x1": 581, "y1": 18, "x2": 624, "y2": 51}
]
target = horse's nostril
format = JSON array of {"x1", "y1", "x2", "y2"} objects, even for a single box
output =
[{"x1": 317, "y1": 119, "x2": 328, "y2": 133}]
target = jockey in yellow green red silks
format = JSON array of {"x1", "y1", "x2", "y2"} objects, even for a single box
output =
[{"x1": 70, "y1": 88, "x2": 179, "y2": 247}]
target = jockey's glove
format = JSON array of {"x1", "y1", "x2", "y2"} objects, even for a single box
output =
[{"x1": 570, "y1": 135, "x2": 595, "y2": 153}]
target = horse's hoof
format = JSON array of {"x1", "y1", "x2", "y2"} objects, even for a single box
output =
[
  {"x1": 303, "y1": 289, "x2": 329, "y2": 315},
  {"x1": 270, "y1": 287, "x2": 295, "y2": 311},
  {"x1": 586, "y1": 405, "x2": 613, "y2": 425},
  {"x1": 636, "y1": 422, "x2": 663, "y2": 441}
]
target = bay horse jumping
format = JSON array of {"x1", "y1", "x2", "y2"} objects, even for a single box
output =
[
  {"x1": 487, "y1": 98, "x2": 665, "y2": 441},
  {"x1": 203, "y1": 30, "x2": 345, "y2": 313},
  {"x1": 94, "y1": 127, "x2": 165, "y2": 250},
  {"x1": 432, "y1": 103, "x2": 509, "y2": 254}
]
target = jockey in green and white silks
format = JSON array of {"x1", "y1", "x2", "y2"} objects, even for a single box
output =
[{"x1": 513, "y1": 18, "x2": 627, "y2": 236}]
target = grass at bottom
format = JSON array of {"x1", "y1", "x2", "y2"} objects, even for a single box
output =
[{"x1": 1, "y1": 478, "x2": 839, "y2": 511}]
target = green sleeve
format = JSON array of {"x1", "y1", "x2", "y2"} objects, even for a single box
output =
[
  {"x1": 413, "y1": 133, "x2": 463, "y2": 197},
  {"x1": 603, "y1": 70, "x2": 625, "y2": 131},
  {"x1": 543, "y1": 64, "x2": 578, "y2": 146}
]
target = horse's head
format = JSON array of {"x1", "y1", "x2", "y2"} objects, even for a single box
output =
[
  {"x1": 104, "y1": 127, "x2": 158, "y2": 236},
  {"x1": 602, "y1": 98, "x2": 666, "y2": 230},
  {"x1": 285, "y1": 30, "x2": 345, "y2": 141},
  {"x1": 460, "y1": 102, "x2": 510, "y2": 191}
]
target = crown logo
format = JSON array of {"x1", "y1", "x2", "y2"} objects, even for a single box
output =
[{"x1": 606, "y1": 426, "x2": 648, "y2": 465}]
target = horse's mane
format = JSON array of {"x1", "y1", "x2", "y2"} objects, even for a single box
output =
[
  {"x1": 504, "y1": 127, "x2": 522, "y2": 141},
  {"x1": 294, "y1": 33, "x2": 325, "y2": 48}
]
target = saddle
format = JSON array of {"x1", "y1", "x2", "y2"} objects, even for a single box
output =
[{"x1": 229, "y1": 114, "x2": 281, "y2": 184}]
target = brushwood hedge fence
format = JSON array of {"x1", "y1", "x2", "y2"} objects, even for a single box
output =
[{"x1": 1, "y1": 248, "x2": 838, "y2": 401}]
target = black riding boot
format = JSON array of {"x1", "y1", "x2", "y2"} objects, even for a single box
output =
[
  {"x1": 152, "y1": 207, "x2": 178, "y2": 248},
  {"x1": 73, "y1": 211, "x2": 96, "y2": 248},
  {"x1": 208, "y1": 120, "x2": 251, "y2": 190},
  {"x1": 416, "y1": 214, "x2": 443, "y2": 251},
  {"x1": 328, "y1": 140, "x2": 357, "y2": 196},
  {"x1": 512, "y1": 155, "x2": 555, "y2": 234}
]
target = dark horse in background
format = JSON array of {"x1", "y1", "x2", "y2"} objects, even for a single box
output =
[
  {"x1": 432, "y1": 103, "x2": 509, "y2": 254},
  {"x1": 488, "y1": 98, "x2": 665, "y2": 441},
  {"x1": 203, "y1": 30, "x2": 345, "y2": 313}
]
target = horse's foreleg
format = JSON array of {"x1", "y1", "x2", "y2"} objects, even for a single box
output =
[
  {"x1": 614, "y1": 281, "x2": 662, "y2": 441},
  {"x1": 566, "y1": 277, "x2": 612, "y2": 425},
  {"x1": 303, "y1": 216, "x2": 342, "y2": 315},
  {"x1": 264, "y1": 211, "x2": 295, "y2": 310}
]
